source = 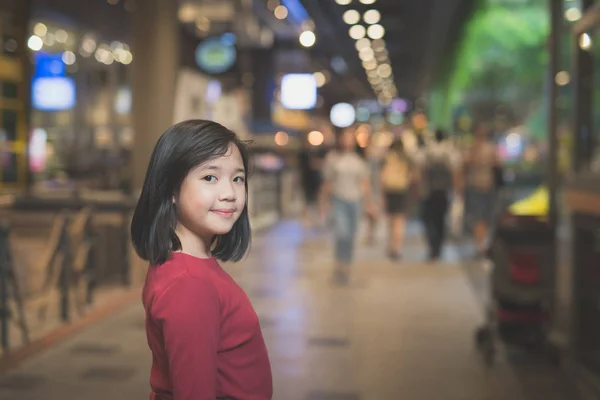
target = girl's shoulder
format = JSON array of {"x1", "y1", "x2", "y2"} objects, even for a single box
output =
[
  {"x1": 144, "y1": 254, "x2": 224, "y2": 309},
  {"x1": 147, "y1": 254, "x2": 221, "y2": 290}
]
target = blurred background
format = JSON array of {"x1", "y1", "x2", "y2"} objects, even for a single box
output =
[{"x1": 0, "y1": 0, "x2": 598, "y2": 399}]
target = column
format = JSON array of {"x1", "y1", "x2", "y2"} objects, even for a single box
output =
[
  {"x1": 129, "y1": 0, "x2": 179, "y2": 287},
  {"x1": 131, "y1": 0, "x2": 180, "y2": 190}
]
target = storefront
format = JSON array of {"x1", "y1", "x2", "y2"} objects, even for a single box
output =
[
  {"x1": 26, "y1": 18, "x2": 133, "y2": 192},
  {"x1": 0, "y1": 1, "x2": 30, "y2": 192}
]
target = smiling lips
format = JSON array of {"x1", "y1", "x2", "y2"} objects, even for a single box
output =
[{"x1": 211, "y1": 209, "x2": 235, "y2": 218}]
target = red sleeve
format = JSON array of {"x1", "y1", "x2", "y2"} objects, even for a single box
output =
[{"x1": 153, "y1": 274, "x2": 220, "y2": 400}]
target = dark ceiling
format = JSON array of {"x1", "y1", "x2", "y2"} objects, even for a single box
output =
[
  {"x1": 30, "y1": 0, "x2": 477, "y2": 107},
  {"x1": 300, "y1": 0, "x2": 478, "y2": 102}
]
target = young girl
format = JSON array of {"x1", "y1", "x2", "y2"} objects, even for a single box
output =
[{"x1": 131, "y1": 120, "x2": 272, "y2": 400}]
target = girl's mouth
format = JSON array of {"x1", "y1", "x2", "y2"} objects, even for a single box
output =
[{"x1": 211, "y1": 209, "x2": 235, "y2": 218}]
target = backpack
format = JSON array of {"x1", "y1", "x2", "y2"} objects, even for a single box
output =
[
  {"x1": 425, "y1": 152, "x2": 453, "y2": 191},
  {"x1": 381, "y1": 152, "x2": 409, "y2": 191}
]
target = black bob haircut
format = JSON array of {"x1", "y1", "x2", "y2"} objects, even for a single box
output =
[{"x1": 130, "y1": 119, "x2": 251, "y2": 266}]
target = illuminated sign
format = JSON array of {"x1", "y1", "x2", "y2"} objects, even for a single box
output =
[
  {"x1": 32, "y1": 77, "x2": 76, "y2": 111},
  {"x1": 280, "y1": 74, "x2": 317, "y2": 110},
  {"x1": 195, "y1": 34, "x2": 237, "y2": 75},
  {"x1": 34, "y1": 52, "x2": 65, "y2": 78}
]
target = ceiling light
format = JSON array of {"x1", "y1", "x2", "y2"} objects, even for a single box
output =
[
  {"x1": 274, "y1": 131, "x2": 289, "y2": 146},
  {"x1": 363, "y1": 9, "x2": 381, "y2": 24},
  {"x1": 378, "y1": 95, "x2": 391, "y2": 106},
  {"x1": 299, "y1": 30, "x2": 316, "y2": 47},
  {"x1": 565, "y1": 7, "x2": 582, "y2": 22},
  {"x1": 274, "y1": 5, "x2": 288, "y2": 19},
  {"x1": 62, "y1": 50, "x2": 76, "y2": 65},
  {"x1": 368, "y1": 75, "x2": 381, "y2": 84},
  {"x1": 379, "y1": 66, "x2": 392, "y2": 78},
  {"x1": 349, "y1": 25, "x2": 366, "y2": 40},
  {"x1": 579, "y1": 33, "x2": 592, "y2": 50},
  {"x1": 308, "y1": 131, "x2": 324, "y2": 146},
  {"x1": 378, "y1": 63, "x2": 392, "y2": 76},
  {"x1": 343, "y1": 10, "x2": 361, "y2": 24},
  {"x1": 359, "y1": 0, "x2": 376, "y2": 4},
  {"x1": 359, "y1": 46, "x2": 374, "y2": 57},
  {"x1": 372, "y1": 39, "x2": 386, "y2": 50},
  {"x1": 33, "y1": 23, "x2": 47, "y2": 37},
  {"x1": 555, "y1": 71, "x2": 570, "y2": 86},
  {"x1": 178, "y1": 4, "x2": 197, "y2": 22},
  {"x1": 376, "y1": 53, "x2": 388, "y2": 62},
  {"x1": 375, "y1": 48, "x2": 388, "y2": 56},
  {"x1": 335, "y1": 0, "x2": 352, "y2": 4},
  {"x1": 359, "y1": 52, "x2": 374, "y2": 62},
  {"x1": 367, "y1": 24, "x2": 385, "y2": 39},
  {"x1": 362, "y1": 59, "x2": 377, "y2": 70},
  {"x1": 355, "y1": 38, "x2": 371, "y2": 51},
  {"x1": 313, "y1": 71, "x2": 327, "y2": 87},
  {"x1": 359, "y1": 47, "x2": 374, "y2": 60},
  {"x1": 27, "y1": 35, "x2": 43, "y2": 51}
]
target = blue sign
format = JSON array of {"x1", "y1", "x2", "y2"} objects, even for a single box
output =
[
  {"x1": 34, "y1": 52, "x2": 65, "y2": 78},
  {"x1": 32, "y1": 77, "x2": 76, "y2": 111},
  {"x1": 195, "y1": 34, "x2": 237, "y2": 75}
]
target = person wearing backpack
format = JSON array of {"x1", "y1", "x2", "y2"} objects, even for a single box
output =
[
  {"x1": 380, "y1": 138, "x2": 414, "y2": 260},
  {"x1": 420, "y1": 129, "x2": 462, "y2": 261}
]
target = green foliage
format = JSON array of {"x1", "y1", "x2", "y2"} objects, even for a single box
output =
[{"x1": 430, "y1": 0, "x2": 549, "y2": 129}]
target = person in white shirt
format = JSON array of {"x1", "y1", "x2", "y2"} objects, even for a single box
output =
[{"x1": 320, "y1": 127, "x2": 373, "y2": 284}]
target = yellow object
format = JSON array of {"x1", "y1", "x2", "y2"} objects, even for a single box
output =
[
  {"x1": 381, "y1": 152, "x2": 409, "y2": 191},
  {"x1": 508, "y1": 186, "x2": 549, "y2": 217}
]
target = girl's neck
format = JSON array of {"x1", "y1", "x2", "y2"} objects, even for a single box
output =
[{"x1": 175, "y1": 224, "x2": 212, "y2": 259}]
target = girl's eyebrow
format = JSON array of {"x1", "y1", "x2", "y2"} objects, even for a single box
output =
[{"x1": 202, "y1": 165, "x2": 246, "y2": 174}]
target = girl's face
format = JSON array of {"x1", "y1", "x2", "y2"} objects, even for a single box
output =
[{"x1": 175, "y1": 143, "x2": 247, "y2": 241}]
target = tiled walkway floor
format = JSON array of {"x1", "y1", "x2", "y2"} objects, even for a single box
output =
[{"x1": 0, "y1": 221, "x2": 582, "y2": 400}]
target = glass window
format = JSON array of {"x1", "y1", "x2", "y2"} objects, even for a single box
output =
[
  {"x1": 1, "y1": 110, "x2": 17, "y2": 141},
  {"x1": 1, "y1": 82, "x2": 18, "y2": 99},
  {"x1": 1, "y1": 151, "x2": 18, "y2": 183},
  {"x1": 1, "y1": 34, "x2": 18, "y2": 58}
]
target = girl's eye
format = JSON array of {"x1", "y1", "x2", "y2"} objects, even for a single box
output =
[
  {"x1": 203, "y1": 175, "x2": 217, "y2": 182},
  {"x1": 234, "y1": 176, "x2": 246, "y2": 183}
]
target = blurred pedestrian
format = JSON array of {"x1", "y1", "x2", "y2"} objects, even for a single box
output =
[
  {"x1": 320, "y1": 126, "x2": 373, "y2": 284},
  {"x1": 380, "y1": 138, "x2": 415, "y2": 260},
  {"x1": 418, "y1": 129, "x2": 462, "y2": 261}
]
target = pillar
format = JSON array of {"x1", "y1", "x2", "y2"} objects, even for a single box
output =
[
  {"x1": 131, "y1": 0, "x2": 180, "y2": 190},
  {"x1": 129, "y1": 0, "x2": 179, "y2": 287}
]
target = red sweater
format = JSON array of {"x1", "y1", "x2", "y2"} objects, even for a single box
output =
[{"x1": 142, "y1": 252, "x2": 272, "y2": 400}]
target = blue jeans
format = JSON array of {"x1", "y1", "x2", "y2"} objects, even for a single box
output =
[{"x1": 332, "y1": 197, "x2": 361, "y2": 264}]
